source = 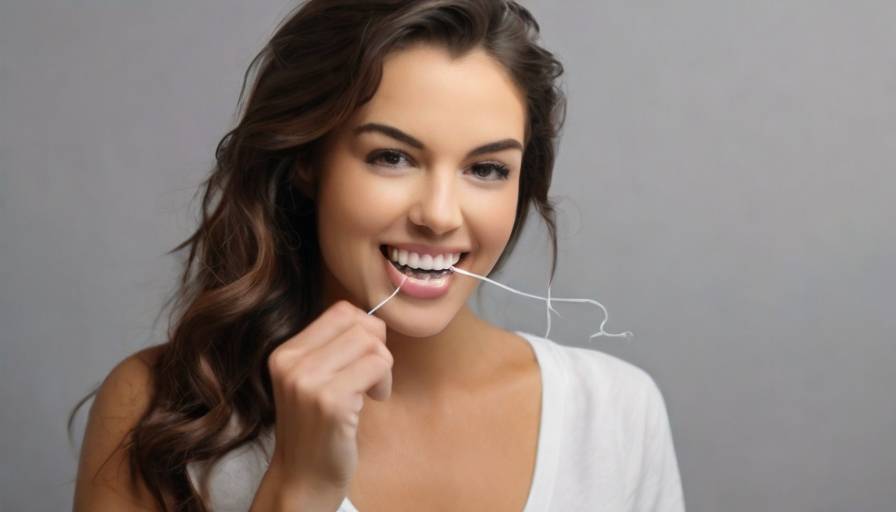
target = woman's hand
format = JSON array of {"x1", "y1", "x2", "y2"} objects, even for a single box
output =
[{"x1": 256, "y1": 300, "x2": 393, "y2": 509}]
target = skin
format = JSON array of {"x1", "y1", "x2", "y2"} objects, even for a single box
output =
[{"x1": 315, "y1": 42, "x2": 530, "y2": 407}]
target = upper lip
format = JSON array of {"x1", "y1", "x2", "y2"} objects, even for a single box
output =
[{"x1": 382, "y1": 242, "x2": 470, "y2": 256}]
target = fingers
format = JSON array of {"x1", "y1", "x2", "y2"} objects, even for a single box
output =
[
  {"x1": 301, "y1": 324, "x2": 392, "y2": 379},
  {"x1": 327, "y1": 352, "x2": 393, "y2": 405},
  {"x1": 273, "y1": 300, "x2": 386, "y2": 363}
]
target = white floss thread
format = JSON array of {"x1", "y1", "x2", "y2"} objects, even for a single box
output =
[
  {"x1": 368, "y1": 266, "x2": 633, "y2": 342},
  {"x1": 367, "y1": 274, "x2": 408, "y2": 315}
]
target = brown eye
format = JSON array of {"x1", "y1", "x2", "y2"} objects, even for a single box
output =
[
  {"x1": 469, "y1": 163, "x2": 511, "y2": 181},
  {"x1": 367, "y1": 149, "x2": 411, "y2": 167}
]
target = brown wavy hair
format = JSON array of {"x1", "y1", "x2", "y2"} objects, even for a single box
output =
[{"x1": 68, "y1": 0, "x2": 567, "y2": 510}]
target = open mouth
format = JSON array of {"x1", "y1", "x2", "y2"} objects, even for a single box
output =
[{"x1": 379, "y1": 245, "x2": 469, "y2": 280}]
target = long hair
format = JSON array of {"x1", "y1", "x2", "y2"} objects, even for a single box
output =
[{"x1": 68, "y1": 1, "x2": 566, "y2": 509}]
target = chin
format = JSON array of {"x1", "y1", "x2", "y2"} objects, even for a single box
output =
[{"x1": 376, "y1": 308, "x2": 455, "y2": 339}]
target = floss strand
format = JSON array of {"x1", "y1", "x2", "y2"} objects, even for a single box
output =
[{"x1": 367, "y1": 266, "x2": 632, "y2": 342}]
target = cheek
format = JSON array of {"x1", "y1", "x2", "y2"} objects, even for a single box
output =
[
  {"x1": 317, "y1": 165, "x2": 400, "y2": 237},
  {"x1": 466, "y1": 187, "x2": 519, "y2": 252}
]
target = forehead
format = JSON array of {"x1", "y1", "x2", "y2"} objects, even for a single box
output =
[{"x1": 345, "y1": 44, "x2": 527, "y2": 149}]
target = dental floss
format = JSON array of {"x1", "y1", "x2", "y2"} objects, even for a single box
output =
[
  {"x1": 367, "y1": 274, "x2": 408, "y2": 315},
  {"x1": 366, "y1": 266, "x2": 633, "y2": 342},
  {"x1": 449, "y1": 265, "x2": 633, "y2": 341}
]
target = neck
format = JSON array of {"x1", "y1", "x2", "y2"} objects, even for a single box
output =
[{"x1": 383, "y1": 304, "x2": 500, "y2": 405}]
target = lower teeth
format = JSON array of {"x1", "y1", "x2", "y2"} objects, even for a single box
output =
[{"x1": 395, "y1": 263, "x2": 450, "y2": 280}]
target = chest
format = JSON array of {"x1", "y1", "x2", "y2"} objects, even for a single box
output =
[{"x1": 346, "y1": 369, "x2": 542, "y2": 512}]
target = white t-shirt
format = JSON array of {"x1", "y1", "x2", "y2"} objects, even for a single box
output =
[{"x1": 187, "y1": 331, "x2": 686, "y2": 511}]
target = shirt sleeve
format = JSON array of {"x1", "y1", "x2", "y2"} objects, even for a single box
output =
[{"x1": 628, "y1": 376, "x2": 686, "y2": 512}]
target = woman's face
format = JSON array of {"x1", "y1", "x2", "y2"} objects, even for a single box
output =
[{"x1": 314, "y1": 43, "x2": 526, "y2": 337}]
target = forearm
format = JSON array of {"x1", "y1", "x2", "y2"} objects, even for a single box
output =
[{"x1": 249, "y1": 461, "x2": 346, "y2": 512}]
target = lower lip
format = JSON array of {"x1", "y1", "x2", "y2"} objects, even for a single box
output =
[{"x1": 382, "y1": 250, "x2": 456, "y2": 300}]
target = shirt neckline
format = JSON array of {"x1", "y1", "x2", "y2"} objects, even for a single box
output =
[{"x1": 339, "y1": 330, "x2": 565, "y2": 512}]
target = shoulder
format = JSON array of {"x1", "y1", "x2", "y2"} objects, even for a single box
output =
[
  {"x1": 73, "y1": 344, "x2": 170, "y2": 511},
  {"x1": 567, "y1": 343, "x2": 662, "y2": 402},
  {"x1": 522, "y1": 332, "x2": 668, "y2": 426},
  {"x1": 94, "y1": 344, "x2": 165, "y2": 419},
  {"x1": 93, "y1": 343, "x2": 165, "y2": 425},
  {"x1": 522, "y1": 334, "x2": 684, "y2": 506},
  {"x1": 525, "y1": 331, "x2": 659, "y2": 394}
]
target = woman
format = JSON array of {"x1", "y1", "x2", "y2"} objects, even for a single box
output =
[{"x1": 71, "y1": 1, "x2": 685, "y2": 510}]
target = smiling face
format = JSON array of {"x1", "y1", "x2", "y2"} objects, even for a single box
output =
[{"x1": 313, "y1": 43, "x2": 527, "y2": 337}]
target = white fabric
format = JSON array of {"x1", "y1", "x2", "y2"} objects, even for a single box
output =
[{"x1": 187, "y1": 331, "x2": 686, "y2": 511}]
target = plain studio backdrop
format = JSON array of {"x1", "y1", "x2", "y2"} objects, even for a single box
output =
[{"x1": 1, "y1": 1, "x2": 894, "y2": 510}]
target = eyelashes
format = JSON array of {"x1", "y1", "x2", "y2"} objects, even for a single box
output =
[{"x1": 365, "y1": 149, "x2": 511, "y2": 181}]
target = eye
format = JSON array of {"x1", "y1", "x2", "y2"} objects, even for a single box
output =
[
  {"x1": 467, "y1": 162, "x2": 511, "y2": 181},
  {"x1": 366, "y1": 149, "x2": 413, "y2": 168},
  {"x1": 366, "y1": 149, "x2": 511, "y2": 181}
]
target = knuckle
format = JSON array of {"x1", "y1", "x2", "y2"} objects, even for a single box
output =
[
  {"x1": 315, "y1": 388, "x2": 342, "y2": 417},
  {"x1": 333, "y1": 300, "x2": 357, "y2": 319},
  {"x1": 369, "y1": 339, "x2": 392, "y2": 366},
  {"x1": 285, "y1": 371, "x2": 313, "y2": 396},
  {"x1": 361, "y1": 332, "x2": 380, "y2": 352},
  {"x1": 364, "y1": 350, "x2": 389, "y2": 368}
]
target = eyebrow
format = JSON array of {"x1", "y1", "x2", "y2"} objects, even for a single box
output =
[{"x1": 352, "y1": 122, "x2": 523, "y2": 158}]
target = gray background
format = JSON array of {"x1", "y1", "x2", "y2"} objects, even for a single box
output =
[{"x1": 1, "y1": 1, "x2": 893, "y2": 510}]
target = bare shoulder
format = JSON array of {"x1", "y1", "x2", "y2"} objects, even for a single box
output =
[
  {"x1": 92, "y1": 344, "x2": 165, "y2": 427},
  {"x1": 73, "y1": 344, "x2": 171, "y2": 511}
]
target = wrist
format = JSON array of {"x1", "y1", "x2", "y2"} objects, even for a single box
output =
[{"x1": 257, "y1": 457, "x2": 347, "y2": 512}]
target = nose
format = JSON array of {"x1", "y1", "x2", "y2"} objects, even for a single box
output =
[{"x1": 407, "y1": 167, "x2": 463, "y2": 236}]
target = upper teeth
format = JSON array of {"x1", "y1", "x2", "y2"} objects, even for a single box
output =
[{"x1": 388, "y1": 247, "x2": 461, "y2": 271}]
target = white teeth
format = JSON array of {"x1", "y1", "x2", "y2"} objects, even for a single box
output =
[{"x1": 386, "y1": 246, "x2": 463, "y2": 271}]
